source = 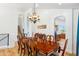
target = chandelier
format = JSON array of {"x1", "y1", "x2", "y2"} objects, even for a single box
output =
[{"x1": 27, "y1": 3, "x2": 40, "y2": 23}]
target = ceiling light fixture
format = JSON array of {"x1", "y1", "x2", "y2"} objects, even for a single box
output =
[{"x1": 27, "y1": 3, "x2": 40, "y2": 24}]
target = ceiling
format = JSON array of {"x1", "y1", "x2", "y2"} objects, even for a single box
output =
[{"x1": 0, "y1": 3, "x2": 79, "y2": 12}]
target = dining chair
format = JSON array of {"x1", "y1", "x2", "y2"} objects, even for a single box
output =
[
  {"x1": 17, "y1": 25, "x2": 25, "y2": 55},
  {"x1": 17, "y1": 35, "x2": 20, "y2": 53},
  {"x1": 42, "y1": 34, "x2": 47, "y2": 39},
  {"x1": 46, "y1": 35, "x2": 54, "y2": 41},
  {"x1": 17, "y1": 36, "x2": 23, "y2": 55},
  {"x1": 28, "y1": 40, "x2": 37, "y2": 56},
  {"x1": 17, "y1": 35, "x2": 24, "y2": 54},
  {"x1": 19, "y1": 38, "x2": 29, "y2": 56},
  {"x1": 47, "y1": 39, "x2": 68, "y2": 56},
  {"x1": 56, "y1": 34, "x2": 65, "y2": 41},
  {"x1": 20, "y1": 40, "x2": 25, "y2": 56}
]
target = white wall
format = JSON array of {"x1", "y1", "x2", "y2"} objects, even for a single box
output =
[{"x1": 0, "y1": 6, "x2": 18, "y2": 48}]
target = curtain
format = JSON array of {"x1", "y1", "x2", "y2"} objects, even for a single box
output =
[{"x1": 76, "y1": 15, "x2": 79, "y2": 56}]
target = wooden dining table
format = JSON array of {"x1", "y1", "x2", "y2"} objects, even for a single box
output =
[
  {"x1": 36, "y1": 40, "x2": 59, "y2": 55},
  {"x1": 20, "y1": 37, "x2": 59, "y2": 56}
]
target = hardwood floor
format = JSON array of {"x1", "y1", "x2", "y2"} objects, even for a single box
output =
[
  {"x1": 0, "y1": 46, "x2": 19, "y2": 56},
  {"x1": 0, "y1": 44, "x2": 75, "y2": 56}
]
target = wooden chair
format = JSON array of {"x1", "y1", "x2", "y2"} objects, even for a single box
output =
[
  {"x1": 18, "y1": 38, "x2": 29, "y2": 56},
  {"x1": 56, "y1": 34, "x2": 65, "y2": 41},
  {"x1": 17, "y1": 25, "x2": 26, "y2": 54},
  {"x1": 20, "y1": 40, "x2": 26, "y2": 56},
  {"x1": 28, "y1": 40, "x2": 37, "y2": 56},
  {"x1": 17, "y1": 36, "x2": 22, "y2": 55},
  {"x1": 34, "y1": 33, "x2": 39, "y2": 38},
  {"x1": 42, "y1": 34, "x2": 46, "y2": 39},
  {"x1": 48, "y1": 39, "x2": 68, "y2": 56},
  {"x1": 47, "y1": 35, "x2": 54, "y2": 41}
]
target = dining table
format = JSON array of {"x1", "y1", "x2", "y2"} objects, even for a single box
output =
[
  {"x1": 36, "y1": 40, "x2": 59, "y2": 56},
  {"x1": 20, "y1": 37, "x2": 60, "y2": 56}
]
